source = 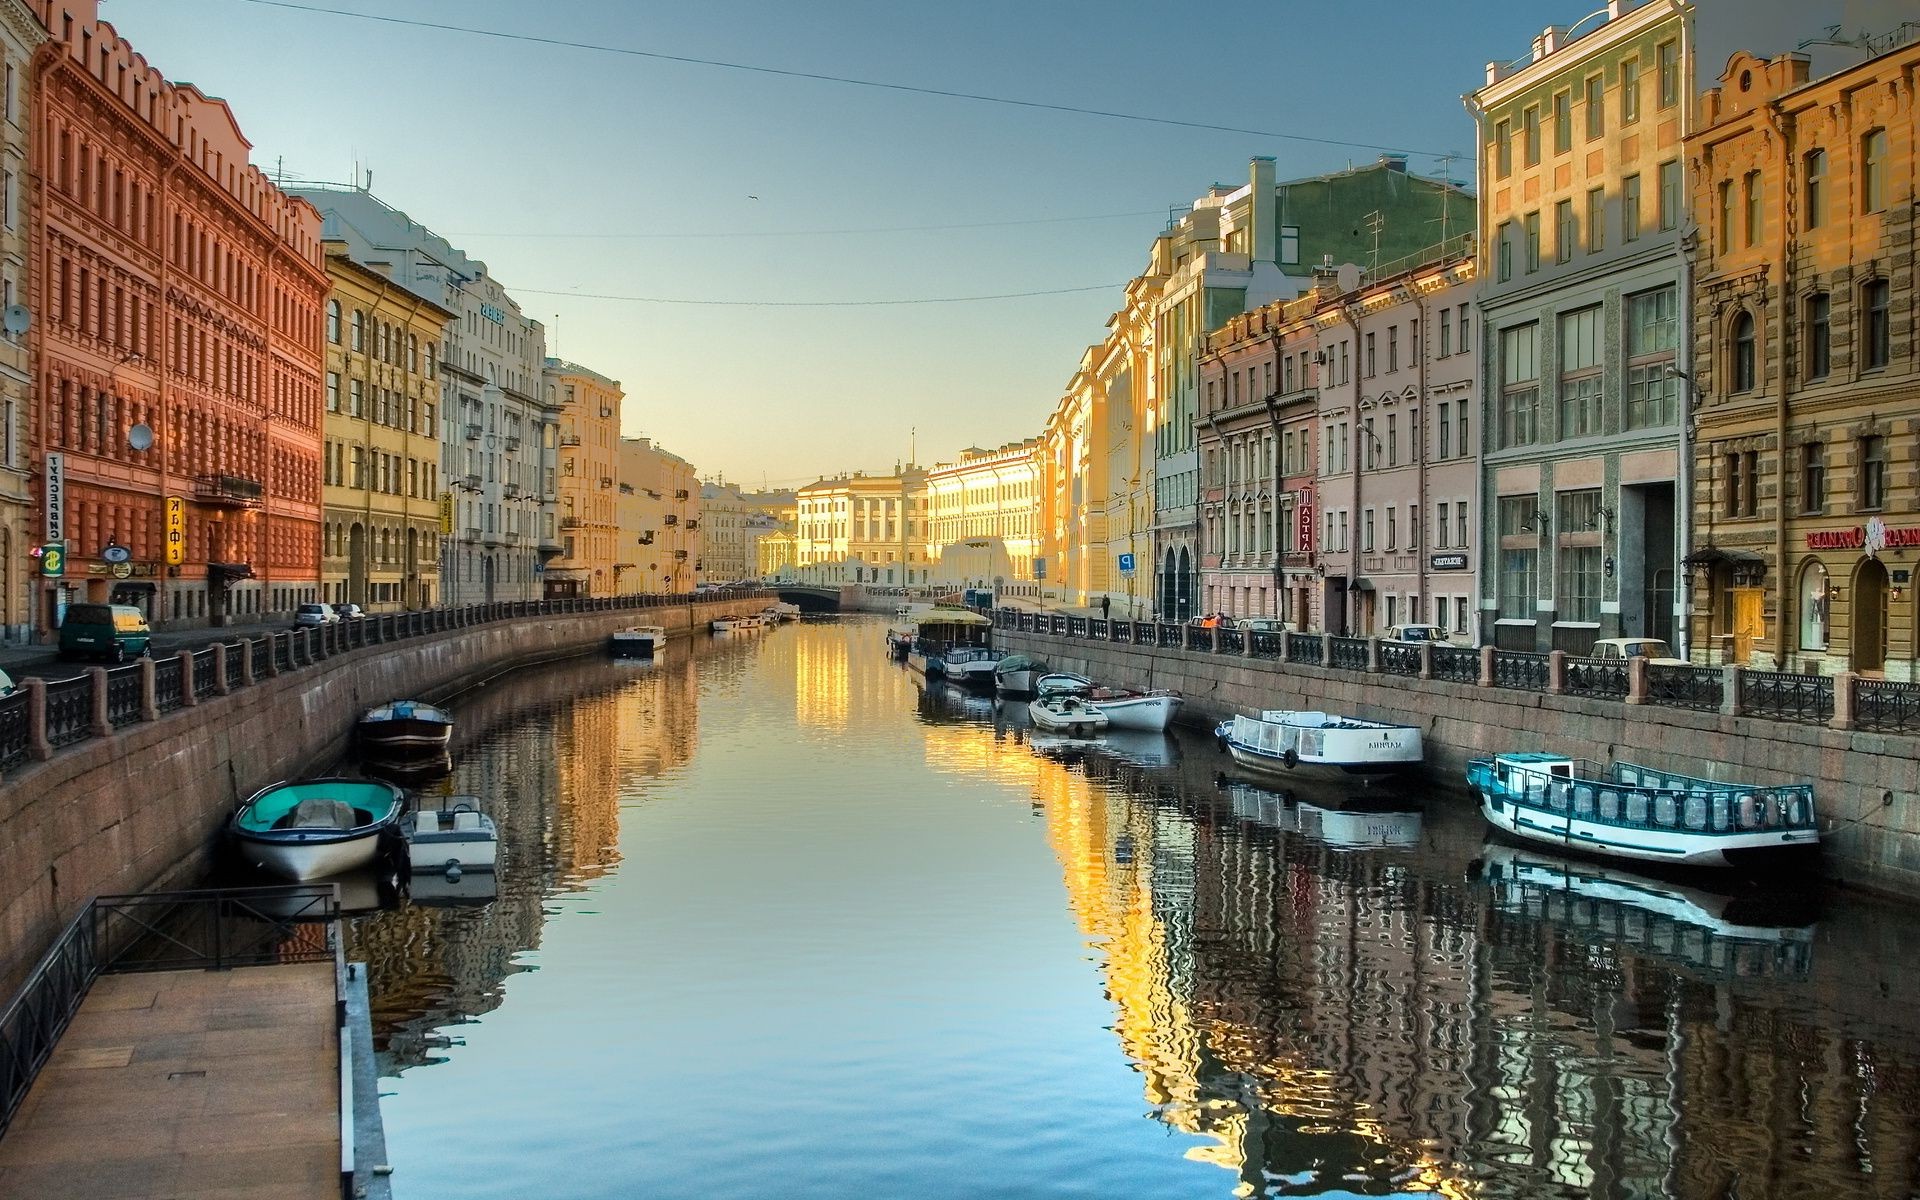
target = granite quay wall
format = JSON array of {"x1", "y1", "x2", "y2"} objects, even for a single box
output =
[
  {"x1": 995, "y1": 611, "x2": 1920, "y2": 900},
  {"x1": 0, "y1": 593, "x2": 768, "y2": 993}
]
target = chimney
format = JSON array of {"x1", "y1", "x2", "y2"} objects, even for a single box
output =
[
  {"x1": 1532, "y1": 25, "x2": 1567, "y2": 61},
  {"x1": 1378, "y1": 154, "x2": 1408, "y2": 173},
  {"x1": 1249, "y1": 157, "x2": 1277, "y2": 264},
  {"x1": 1607, "y1": 0, "x2": 1632, "y2": 18}
]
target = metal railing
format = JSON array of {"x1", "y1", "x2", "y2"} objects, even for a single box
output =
[
  {"x1": 43, "y1": 676, "x2": 90, "y2": 747},
  {"x1": 1431, "y1": 645, "x2": 1480, "y2": 683},
  {"x1": 105, "y1": 665, "x2": 144, "y2": 728},
  {"x1": 1647, "y1": 664, "x2": 1722, "y2": 712},
  {"x1": 1329, "y1": 636, "x2": 1370, "y2": 671},
  {"x1": 1285, "y1": 632, "x2": 1324, "y2": 665},
  {"x1": 153, "y1": 656, "x2": 185, "y2": 713},
  {"x1": 1740, "y1": 669, "x2": 1834, "y2": 725},
  {"x1": 1250, "y1": 631, "x2": 1283, "y2": 659},
  {"x1": 1856, "y1": 678, "x2": 1920, "y2": 733},
  {"x1": 191, "y1": 648, "x2": 218, "y2": 699},
  {"x1": 1379, "y1": 643, "x2": 1421, "y2": 677},
  {"x1": 223, "y1": 643, "x2": 244, "y2": 691},
  {"x1": 1219, "y1": 627, "x2": 1245, "y2": 654},
  {"x1": 1563, "y1": 657, "x2": 1628, "y2": 700},
  {"x1": 1491, "y1": 651, "x2": 1549, "y2": 692},
  {"x1": 0, "y1": 691, "x2": 28, "y2": 771}
]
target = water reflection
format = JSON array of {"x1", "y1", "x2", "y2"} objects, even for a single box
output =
[{"x1": 354, "y1": 619, "x2": 1920, "y2": 1200}]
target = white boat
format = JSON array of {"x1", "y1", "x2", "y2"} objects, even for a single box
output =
[
  {"x1": 610, "y1": 625, "x2": 665, "y2": 659},
  {"x1": 992, "y1": 654, "x2": 1047, "y2": 696},
  {"x1": 1086, "y1": 691, "x2": 1183, "y2": 732},
  {"x1": 905, "y1": 606, "x2": 994, "y2": 676},
  {"x1": 358, "y1": 700, "x2": 453, "y2": 752},
  {"x1": 230, "y1": 778, "x2": 406, "y2": 881},
  {"x1": 406, "y1": 797, "x2": 498, "y2": 876},
  {"x1": 711, "y1": 615, "x2": 758, "y2": 633},
  {"x1": 1222, "y1": 710, "x2": 1423, "y2": 777},
  {"x1": 1027, "y1": 694, "x2": 1109, "y2": 735},
  {"x1": 1467, "y1": 754, "x2": 1821, "y2": 869},
  {"x1": 767, "y1": 601, "x2": 802, "y2": 621},
  {"x1": 1034, "y1": 672, "x2": 1093, "y2": 697},
  {"x1": 941, "y1": 645, "x2": 1003, "y2": 689}
]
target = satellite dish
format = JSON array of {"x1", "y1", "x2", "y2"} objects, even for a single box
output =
[
  {"x1": 128, "y1": 424, "x2": 154, "y2": 452},
  {"x1": 1335, "y1": 263, "x2": 1362, "y2": 294},
  {"x1": 2, "y1": 305, "x2": 29, "y2": 336}
]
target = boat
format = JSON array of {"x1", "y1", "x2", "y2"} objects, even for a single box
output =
[
  {"x1": 711, "y1": 615, "x2": 757, "y2": 633},
  {"x1": 766, "y1": 601, "x2": 802, "y2": 622},
  {"x1": 406, "y1": 796, "x2": 498, "y2": 877},
  {"x1": 992, "y1": 654, "x2": 1048, "y2": 696},
  {"x1": 905, "y1": 606, "x2": 994, "y2": 677},
  {"x1": 1466, "y1": 753, "x2": 1821, "y2": 869},
  {"x1": 1221, "y1": 710, "x2": 1423, "y2": 777},
  {"x1": 1027, "y1": 694, "x2": 1110, "y2": 735},
  {"x1": 940, "y1": 645, "x2": 1003, "y2": 689},
  {"x1": 1086, "y1": 690, "x2": 1183, "y2": 732},
  {"x1": 230, "y1": 777, "x2": 406, "y2": 881},
  {"x1": 358, "y1": 700, "x2": 453, "y2": 752},
  {"x1": 610, "y1": 625, "x2": 665, "y2": 659},
  {"x1": 1035, "y1": 672, "x2": 1093, "y2": 697}
]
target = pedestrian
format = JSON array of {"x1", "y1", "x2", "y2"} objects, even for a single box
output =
[{"x1": 1100, "y1": 595, "x2": 1111, "y2": 621}]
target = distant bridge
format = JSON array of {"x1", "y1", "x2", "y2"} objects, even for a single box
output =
[{"x1": 776, "y1": 585, "x2": 843, "y2": 613}]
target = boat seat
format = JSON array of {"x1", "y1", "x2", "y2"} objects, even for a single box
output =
[
  {"x1": 275, "y1": 797, "x2": 357, "y2": 831},
  {"x1": 452, "y1": 811, "x2": 484, "y2": 833},
  {"x1": 415, "y1": 811, "x2": 440, "y2": 835}
]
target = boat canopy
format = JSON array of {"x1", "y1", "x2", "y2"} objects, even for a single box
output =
[
  {"x1": 995, "y1": 654, "x2": 1042, "y2": 673},
  {"x1": 915, "y1": 607, "x2": 990, "y2": 628}
]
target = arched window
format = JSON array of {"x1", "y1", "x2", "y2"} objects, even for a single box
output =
[
  {"x1": 1730, "y1": 311, "x2": 1756, "y2": 392},
  {"x1": 350, "y1": 309, "x2": 364, "y2": 352},
  {"x1": 325, "y1": 299, "x2": 340, "y2": 344},
  {"x1": 1798, "y1": 561, "x2": 1828, "y2": 651}
]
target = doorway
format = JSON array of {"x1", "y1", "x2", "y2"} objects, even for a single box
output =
[{"x1": 1852, "y1": 558, "x2": 1888, "y2": 674}]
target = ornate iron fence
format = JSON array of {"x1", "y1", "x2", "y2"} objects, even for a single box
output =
[
  {"x1": 1379, "y1": 643, "x2": 1421, "y2": 677},
  {"x1": 1492, "y1": 651, "x2": 1549, "y2": 692},
  {"x1": 1329, "y1": 636, "x2": 1369, "y2": 671},
  {"x1": 1219, "y1": 627, "x2": 1245, "y2": 654},
  {"x1": 1647, "y1": 664, "x2": 1722, "y2": 712},
  {"x1": 273, "y1": 635, "x2": 293, "y2": 672},
  {"x1": 43, "y1": 676, "x2": 90, "y2": 747},
  {"x1": 1067, "y1": 617, "x2": 1087, "y2": 638},
  {"x1": 1185, "y1": 625, "x2": 1210, "y2": 652},
  {"x1": 1286, "y1": 633, "x2": 1324, "y2": 665},
  {"x1": 1430, "y1": 645, "x2": 1480, "y2": 684},
  {"x1": 1158, "y1": 623, "x2": 1183, "y2": 649},
  {"x1": 0, "y1": 691, "x2": 29, "y2": 771},
  {"x1": 1089, "y1": 619, "x2": 1108, "y2": 640},
  {"x1": 1563, "y1": 657, "x2": 1628, "y2": 700},
  {"x1": 191, "y1": 649, "x2": 219, "y2": 699},
  {"x1": 223, "y1": 644, "x2": 244, "y2": 690},
  {"x1": 1856, "y1": 678, "x2": 1920, "y2": 733},
  {"x1": 1739, "y1": 669, "x2": 1833, "y2": 725},
  {"x1": 153, "y1": 656, "x2": 185, "y2": 713},
  {"x1": 105, "y1": 665, "x2": 144, "y2": 728},
  {"x1": 1250, "y1": 631, "x2": 1283, "y2": 659}
]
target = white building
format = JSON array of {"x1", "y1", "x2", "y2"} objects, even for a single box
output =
[
  {"x1": 925, "y1": 440, "x2": 1041, "y2": 589},
  {"x1": 794, "y1": 469, "x2": 927, "y2": 587}
]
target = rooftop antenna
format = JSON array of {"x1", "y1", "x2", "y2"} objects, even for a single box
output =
[
  {"x1": 1364, "y1": 210, "x2": 1386, "y2": 272},
  {"x1": 1434, "y1": 153, "x2": 1457, "y2": 244},
  {"x1": 910, "y1": 426, "x2": 916, "y2": 468}
]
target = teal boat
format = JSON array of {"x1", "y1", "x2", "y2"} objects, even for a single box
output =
[{"x1": 230, "y1": 778, "x2": 406, "y2": 881}]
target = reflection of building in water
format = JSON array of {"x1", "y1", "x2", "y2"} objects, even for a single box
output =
[
  {"x1": 611, "y1": 651, "x2": 698, "y2": 783},
  {"x1": 556, "y1": 687, "x2": 623, "y2": 886},
  {"x1": 792, "y1": 625, "x2": 854, "y2": 732}
]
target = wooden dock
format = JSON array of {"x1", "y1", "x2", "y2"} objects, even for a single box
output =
[{"x1": 0, "y1": 962, "x2": 341, "y2": 1199}]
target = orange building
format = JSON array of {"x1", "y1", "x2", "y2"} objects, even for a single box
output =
[{"x1": 27, "y1": 0, "x2": 327, "y2": 633}]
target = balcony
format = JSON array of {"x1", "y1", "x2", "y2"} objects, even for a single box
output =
[
  {"x1": 685, "y1": 519, "x2": 699, "y2": 531},
  {"x1": 663, "y1": 514, "x2": 678, "y2": 526},
  {"x1": 503, "y1": 531, "x2": 524, "y2": 546},
  {"x1": 458, "y1": 473, "x2": 481, "y2": 492},
  {"x1": 560, "y1": 434, "x2": 582, "y2": 447},
  {"x1": 503, "y1": 482, "x2": 523, "y2": 499},
  {"x1": 504, "y1": 435, "x2": 521, "y2": 452},
  {"x1": 482, "y1": 531, "x2": 502, "y2": 548},
  {"x1": 462, "y1": 526, "x2": 481, "y2": 543},
  {"x1": 464, "y1": 423, "x2": 481, "y2": 441},
  {"x1": 560, "y1": 516, "x2": 583, "y2": 530},
  {"x1": 193, "y1": 474, "x2": 263, "y2": 509}
]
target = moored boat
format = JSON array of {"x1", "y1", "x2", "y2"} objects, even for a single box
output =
[
  {"x1": 711, "y1": 615, "x2": 757, "y2": 634},
  {"x1": 230, "y1": 778, "x2": 406, "y2": 881},
  {"x1": 1466, "y1": 753, "x2": 1821, "y2": 869},
  {"x1": 941, "y1": 645, "x2": 1003, "y2": 689},
  {"x1": 1034, "y1": 672, "x2": 1093, "y2": 697},
  {"x1": 358, "y1": 700, "x2": 453, "y2": 752},
  {"x1": 1222, "y1": 710, "x2": 1423, "y2": 777},
  {"x1": 1027, "y1": 694, "x2": 1110, "y2": 735},
  {"x1": 406, "y1": 796, "x2": 498, "y2": 877},
  {"x1": 766, "y1": 601, "x2": 802, "y2": 622},
  {"x1": 1086, "y1": 690, "x2": 1183, "y2": 732},
  {"x1": 906, "y1": 606, "x2": 994, "y2": 676},
  {"x1": 610, "y1": 625, "x2": 666, "y2": 659},
  {"x1": 992, "y1": 654, "x2": 1047, "y2": 696}
]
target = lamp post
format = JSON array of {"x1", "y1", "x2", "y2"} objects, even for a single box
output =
[{"x1": 1667, "y1": 364, "x2": 1699, "y2": 660}]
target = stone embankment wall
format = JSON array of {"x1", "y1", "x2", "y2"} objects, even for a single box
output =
[
  {"x1": 997, "y1": 627, "x2": 1920, "y2": 899},
  {"x1": 0, "y1": 599, "x2": 761, "y2": 992}
]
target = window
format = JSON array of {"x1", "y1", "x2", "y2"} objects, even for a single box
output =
[
  {"x1": 1621, "y1": 58, "x2": 1640, "y2": 123},
  {"x1": 1743, "y1": 171, "x2": 1761, "y2": 246},
  {"x1": 1499, "y1": 323, "x2": 1539, "y2": 448},
  {"x1": 1553, "y1": 91, "x2": 1571, "y2": 154},
  {"x1": 1495, "y1": 118, "x2": 1512, "y2": 179},
  {"x1": 1555, "y1": 199, "x2": 1576, "y2": 263},
  {"x1": 1658, "y1": 160, "x2": 1681, "y2": 230},
  {"x1": 326, "y1": 300, "x2": 340, "y2": 344},
  {"x1": 1555, "y1": 491, "x2": 1603, "y2": 624},
  {"x1": 1457, "y1": 504, "x2": 1469, "y2": 549},
  {"x1": 1387, "y1": 414, "x2": 1398, "y2": 466},
  {"x1": 1365, "y1": 332, "x2": 1376, "y2": 377},
  {"x1": 1724, "y1": 451, "x2": 1758, "y2": 517},
  {"x1": 1388, "y1": 326, "x2": 1399, "y2": 373},
  {"x1": 1717, "y1": 180, "x2": 1734, "y2": 254},
  {"x1": 325, "y1": 371, "x2": 340, "y2": 413},
  {"x1": 1805, "y1": 293, "x2": 1830, "y2": 380},
  {"x1": 1657, "y1": 40, "x2": 1679, "y2": 108},
  {"x1": 1862, "y1": 128, "x2": 1887, "y2": 213},
  {"x1": 1559, "y1": 306, "x2": 1602, "y2": 438},
  {"x1": 1439, "y1": 315, "x2": 1451, "y2": 358},
  {"x1": 1386, "y1": 507, "x2": 1398, "y2": 551},
  {"x1": 1730, "y1": 311, "x2": 1756, "y2": 392},
  {"x1": 1437, "y1": 502, "x2": 1451, "y2": 547},
  {"x1": 349, "y1": 379, "x2": 363, "y2": 417},
  {"x1": 1524, "y1": 211, "x2": 1541, "y2": 272},
  {"x1": 1861, "y1": 435, "x2": 1887, "y2": 510},
  {"x1": 1863, "y1": 279, "x2": 1891, "y2": 369},
  {"x1": 1438, "y1": 401, "x2": 1452, "y2": 458},
  {"x1": 1622, "y1": 173, "x2": 1642, "y2": 242},
  {"x1": 1803, "y1": 150, "x2": 1826, "y2": 229},
  {"x1": 350, "y1": 309, "x2": 364, "y2": 352},
  {"x1": 1497, "y1": 496, "x2": 1539, "y2": 621},
  {"x1": 1523, "y1": 106, "x2": 1541, "y2": 167},
  {"x1": 1586, "y1": 187, "x2": 1605, "y2": 253},
  {"x1": 1496, "y1": 222, "x2": 1513, "y2": 282},
  {"x1": 1801, "y1": 442, "x2": 1825, "y2": 514},
  {"x1": 1625, "y1": 286, "x2": 1678, "y2": 428},
  {"x1": 1280, "y1": 225, "x2": 1300, "y2": 265},
  {"x1": 1584, "y1": 74, "x2": 1604, "y2": 139},
  {"x1": 1458, "y1": 303, "x2": 1470, "y2": 352},
  {"x1": 1363, "y1": 509, "x2": 1375, "y2": 552},
  {"x1": 1799, "y1": 562, "x2": 1829, "y2": 651}
]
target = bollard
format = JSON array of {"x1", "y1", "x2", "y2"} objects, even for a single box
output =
[
  {"x1": 1722, "y1": 665, "x2": 1745, "y2": 717},
  {"x1": 25, "y1": 677, "x2": 49, "y2": 760},
  {"x1": 1366, "y1": 637, "x2": 1382, "y2": 673},
  {"x1": 1321, "y1": 632, "x2": 1334, "y2": 669},
  {"x1": 178, "y1": 650, "x2": 198, "y2": 706},
  {"x1": 88, "y1": 666, "x2": 111, "y2": 736},
  {"x1": 1625, "y1": 655, "x2": 1648, "y2": 705},
  {"x1": 1418, "y1": 641, "x2": 1433, "y2": 680},
  {"x1": 211, "y1": 643, "x2": 230, "y2": 696},
  {"x1": 1278, "y1": 630, "x2": 1290, "y2": 662},
  {"x1": 140, "y1": 656, "x2": 159, "y2": 721},
  {"x1": 1242, "y1": 625, "x2": 1256, "y2": 658},
  {"x1": 239, "y1": 640, "x2": 256, "y2": 688},
  {"x1": 1209, "y1": 625, "x2": 1221, "y2": 654}
]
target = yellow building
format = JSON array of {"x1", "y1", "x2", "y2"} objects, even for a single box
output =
[
  {"x1": 794, "y1": 468, "x2": 927, "y2": 587},
  {"x1": 614, "y1": 436, "x2": 701, "y2": 594},
  {"x1": 756, "y1": 502, "x2": 798, "y2": 579},
  {"x1": 544, "y1": 360, "x2": 623, "y2": 597},
  {"x1": 925, "y1": 440, "x2": 1041, "y2": 588},
  {"x1": 320, "y1": 240, "x2": 455, "y2": 610}
]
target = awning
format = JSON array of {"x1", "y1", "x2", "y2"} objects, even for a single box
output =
[
  {"x1": 1351, "y1": 577, "x2": 1376, "y2": 592},
  {"x1": 1682, "y1": 547, "x2": 1765, "y2": 569}
]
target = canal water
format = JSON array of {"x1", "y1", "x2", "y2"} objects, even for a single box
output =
[{"x1": 342, "y1": 617, "x2": 1920, "y2": 1200}]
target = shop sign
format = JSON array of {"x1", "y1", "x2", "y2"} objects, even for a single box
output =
[
  {"x1": 1807, "y1": 521, "x2": 1920, "y2": 552},
  {"x1": 164, "y1": 496, "x2": 186, "y2": 565},
  {"x1": 43, "y1": 452, "x2": 63, "y2": 542},
  {"x1": 438, "y1": 491, "x2": 455, "y2": 535},
  {"x1": 1297, "y1": 489, "x2": 1315, "y2": 554},
  {"x1": 1429, "y1": 552, "x2": 1469, "y2": 571}
]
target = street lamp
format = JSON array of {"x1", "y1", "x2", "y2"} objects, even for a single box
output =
[{"x1": 1666, "y1": 364, "x2": 1700, "y2": 659}]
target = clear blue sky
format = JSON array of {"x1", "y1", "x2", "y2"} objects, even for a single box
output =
[{"x1": 123, "y1": 0, "x2": 1876, "y2": 487}]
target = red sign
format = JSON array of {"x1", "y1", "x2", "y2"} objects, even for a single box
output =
[
  {"x1": 1296, "y1": 489, "x2": 1315, "y2": 554},
  {"x1": 1807, "y1": 528, "x2": 1864, "y2": 550},
  {"x1": 1806, "y1": 524, "x2": 1920, "y2": 551}
]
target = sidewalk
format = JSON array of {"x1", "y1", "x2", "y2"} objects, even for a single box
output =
[{"x1": 0, "y1": 616, "x2": 307, "y2": 681}]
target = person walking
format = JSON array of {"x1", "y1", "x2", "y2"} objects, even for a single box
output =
[{"x1": 1100, "y1": 596, "x2": 1111, "y2": 622}]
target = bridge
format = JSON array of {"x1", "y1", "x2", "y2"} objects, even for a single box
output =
[{"x1": 775, "y1": 585, "x2": 843, "y2": 613}]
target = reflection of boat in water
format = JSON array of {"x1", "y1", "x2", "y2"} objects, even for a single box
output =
[
  {"x1": 1473, "y1": 841, "x2": 1817, "y2": 978},
  {"x1": 1027, "y1": 729, "x2": 1178, "y2": 769},
  {"x1": 1297, "y1": 802, "x2": 1423, "y2": 849},
  {"x1": 362, "y1": 749, "x2": 454, "y2": 790},
  {"x1": 409, "y1": 868, "x2": 499, "y2": 907},
  {"x1": 243, "y1": 868, "x2": 397, "y2": 917}
]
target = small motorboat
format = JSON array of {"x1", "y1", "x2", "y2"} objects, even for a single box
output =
[
  {"x1": 1086, "y1": 690, "x2": 1183, "y2": 732},
  {"x1": 1027, "y1": 694, "x2": 1110, "y2": 735},
  {"x1": 766, "y1": 601, "x2": 802, "y2": 622},
  {"x1": 1035, "y1": 672, "x2": 1093, "y2": 697},
  {"x1": 941, "y1": 646, "x2": 1003, "y2": 689},
  {"x1": 230, "y1": 778, "x2": 406, "y2": 881},
  {"x1": 406, "y1": 796, "x2": 498, "y2": 877},
  {"x1": 358, "y1": 700, "x2": 453, "y2": 752},
  {"x1": 1222, "y1": 710, "x2": 1423, "y2": 777},
  {"x1": 992, "y1": 654, "x2": 1047, "y2": 696},
  {"x1": 610, "y1": 625, "x2": 665, "y2": 659},
  {"x1": 711, "y1": 615, "x2": 757, "y2": 634},
  {"x1": 1467, "y1": 754, "x2": 1821, "y2": 869}
]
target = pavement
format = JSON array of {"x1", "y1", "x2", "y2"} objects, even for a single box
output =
[{"x1": 0, "y1": 617, "x2": 306, "y2": 682}]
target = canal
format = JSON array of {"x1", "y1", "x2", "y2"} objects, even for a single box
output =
[{"x1": 341, "y1": 617, "x2": 1920, "y2": 1199}]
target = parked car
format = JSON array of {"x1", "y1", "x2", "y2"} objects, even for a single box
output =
[
  {"x1": 1383, "y1": 623, "x2": 1451, "y2": 645},
  {"x1": 1236, "y1": 618, "x2": 1290, "y2": 634},
  {"x1": 1587, "y1": 637, "x2": 1687, "y2": 666},
  {"x1": 294, "y1": 602, "x2": 338, "y2": 627},
  {"x1": 0, "y1": 667, "x2": 14, "y2": 696},
  {"x1": 58, "y1": 603, "x2": 152, "y2": 663},
  {"x1": 331, "y1": 603, "x2": 365, "y2": 620}
]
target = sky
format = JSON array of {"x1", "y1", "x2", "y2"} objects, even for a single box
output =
[{"x1": 119, "y1": 0, "x2": 1901, "y2": 488}]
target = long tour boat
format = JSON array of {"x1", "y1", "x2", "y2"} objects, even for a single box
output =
[
  {"x1": 1220, "y1": 710, "x2": 1423, "y2": 777},
  {"x1": 1466, "y1": 753, "x2": 1821, "y2": 869},
  {"x1": 906, "y1": 607, "x2": 996, "y2": 680}
]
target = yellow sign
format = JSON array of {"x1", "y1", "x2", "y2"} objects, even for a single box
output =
[
  {"x1": 164, "y1": 496, "x2": 186, "y2": 566},
  {"x1": 438, "y1": 491, "x2": 454, "y2": 535}
]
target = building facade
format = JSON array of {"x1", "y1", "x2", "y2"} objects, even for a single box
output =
[
  {"x1": 0, "y1": 1, "x2": 39, "y2": 642},
  {"x1": 794, "y1": 469, "x2": 926, "y2": 587},
  {"x1": 289, "y1": 187, "x2": 556, "y2": 606},
  {"x1": 543, "y1": 360, "x2": 621, "y2": 598},
  {"x1": 319, "y1": 241, "x2": 452, "y2": 610},
  {"x1": 614, "y1": 436, "x2": 700, "y2": 594},
  {"x1": 925, "y1": 440, "x2": 1039, "y2": 590},
  {"x1": 1683, "y1": 33, "x2": 1920, "y2": 675},
  {"x1": 1468, "y1": 0, "x2": 1694, "y2": 654},
  {"x1": 698, "y1": 481, "x2": 767, "y2": 585},
  {"x1": 32, "y1": 1, "x2": 328, "y2": 633}
]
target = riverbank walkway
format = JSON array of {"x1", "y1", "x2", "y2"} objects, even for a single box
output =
[{"x1": 0, "y1": 962, "x2": 340, "y2": 1199}]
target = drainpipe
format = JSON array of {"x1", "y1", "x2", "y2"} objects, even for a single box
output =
[
  {"x1": 1675, "y1": 237, "x2": 1698, "y2": 664},
  {"x1": 1765, "y1": 97, "x2": 1793, "y2": 670},
  {"x1": 1339, "y1": 301, "x2": 1364, "y2": 636},
  {"x1": 1415, "y1": 282, "x2": 1431, "y2": 624}
]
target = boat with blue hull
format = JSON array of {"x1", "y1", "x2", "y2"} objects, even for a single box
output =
[
  {"x1": 231, "y1": 777, "x2": 406, "y2": 881},
  {"x1": 1466, "y1": 753, "x2": 1821, "y2": 869}
]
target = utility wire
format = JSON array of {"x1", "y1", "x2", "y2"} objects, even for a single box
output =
[
  {"x1": 226, "y1": 0, "x2": 1453, "y2": 160},
  {"x1": 512, "y1": 282, "x2": 1126, "y2": 307},
  {"x1": 449, "y1": 210, "x2": 1170, "y2": 239}
]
